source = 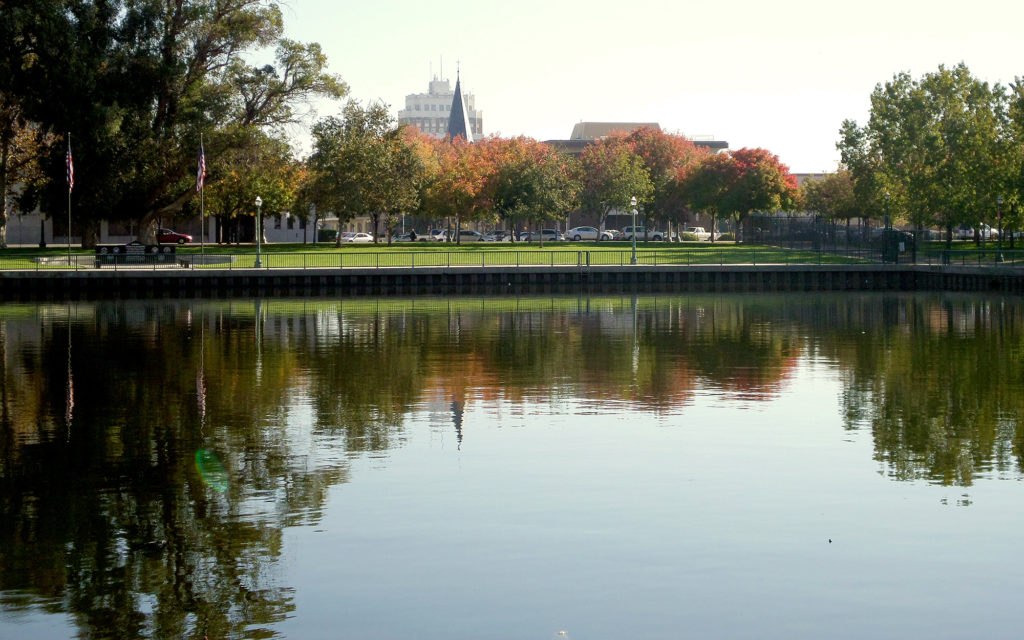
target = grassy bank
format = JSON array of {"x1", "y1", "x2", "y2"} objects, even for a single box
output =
[{"x1": 0, "y1": 240, "x2": 875, "y2": 270}]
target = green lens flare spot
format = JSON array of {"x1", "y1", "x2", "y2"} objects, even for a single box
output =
[{"x1": 195, "y1": 449, "x2": 228, "y2": 492}]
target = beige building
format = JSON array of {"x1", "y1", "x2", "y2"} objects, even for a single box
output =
[{"x1": 544, "y1": 122, "x2": 728, "y2": 156}]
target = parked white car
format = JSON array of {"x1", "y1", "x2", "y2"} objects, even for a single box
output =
[
  {"x1": 621, "y1": 226, "x2": 666, "y2": 241},
  {"x1": 566, "y1": 226, "x2": 616, "y2": 241},
  {"x1": 340, "y1": 232, "x2": 374, "y2": 243},
  {"x1": 428, "y1": 229, "x2": 448, "y2": 241},
  {"x1": 955, "y1": 224, "x2": 998, "y2": 240},
  {"x1": 682, "y1": 226, "x2": 712, "y2": 241}
]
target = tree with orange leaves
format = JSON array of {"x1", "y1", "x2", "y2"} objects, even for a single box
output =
[
  {"x1": 420, "y1": 136, "x2": 493, "y2": 244},
  {"x1": 485, "y1": 137, "x2": 580, "y2": 243}
]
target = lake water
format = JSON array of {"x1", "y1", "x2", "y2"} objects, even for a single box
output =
[{"x1": 1, "y1": 293, "x2": 1023, "y2": 639}]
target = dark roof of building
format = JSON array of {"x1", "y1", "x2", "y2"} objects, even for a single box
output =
[
  {"x1": 543, "y1": 138, "x2": 729, "y2": 156},
  {"x1": 446, "y1": 75, "x2": 473, "y2": 142}
]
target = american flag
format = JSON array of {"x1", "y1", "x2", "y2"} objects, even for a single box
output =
[
  {"x1": 66, "y1": 140, "x2": 74, "y2": 192},
  {"x1": 196, "y1": 142, "x2": 206, "y2": 191}
]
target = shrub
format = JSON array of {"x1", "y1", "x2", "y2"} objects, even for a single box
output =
[
  {"x1": 679, "y1": 232, "x2": 699, "y2": 241},
  {"x1": 717, "y1": 232, "x2": 736, "y2": 241}
]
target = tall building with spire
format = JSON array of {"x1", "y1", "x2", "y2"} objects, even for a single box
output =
[
  {"x1": 445, "y1": 73, "x2": 473, "y2": 142},
  {"x1": 397, "y1": 71, "x2": 483, "y2": 140}
]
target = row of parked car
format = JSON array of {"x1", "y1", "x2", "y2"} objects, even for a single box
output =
[
  {"x1": 339, "y1": 225, "x2": 711, "y2": 244},
  {"x1": 397, "y1": 226, "x2": 680, "y2": 242}
]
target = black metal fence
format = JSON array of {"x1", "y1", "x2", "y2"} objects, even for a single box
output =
[{"x1": 2, "y1": 247, "x2": 1023, "y2": 272}]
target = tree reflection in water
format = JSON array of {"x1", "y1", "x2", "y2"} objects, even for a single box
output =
[{"x1": 0, "y1": 293, "x2": 1021, "y2": 637}]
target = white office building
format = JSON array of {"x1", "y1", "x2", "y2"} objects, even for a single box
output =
[{"x1": 397, "y1": 75, "x2": 483, "y2": 140}]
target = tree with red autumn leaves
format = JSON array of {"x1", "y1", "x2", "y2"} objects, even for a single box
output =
[
  {"x1": 621, "y1": 127, "x2": 708, "y2": 232},
  {"x1": 679, "y1": 148, "x2": 797, "y2": 242},
  {"x1": 725, "y1": 148, "x2": 798, "y2": 240}
]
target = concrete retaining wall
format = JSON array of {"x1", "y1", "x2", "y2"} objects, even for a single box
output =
[{"x1": 1, "y1": 264, "x2": 1021, "y2": 299}]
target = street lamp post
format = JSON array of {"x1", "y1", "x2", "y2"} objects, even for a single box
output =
[
  {"x1": 630, "y1": 196, "x2": 638, "y2": 265},
  {"x1": 254, "y1": 195, "x2": 263, "y2": 268},
  {"x1": 997, "y1": 195, "x2": 1004, "y2": 263},
  {"x1": 883, "y1": 191, "x2": 891, "y2": 263}
]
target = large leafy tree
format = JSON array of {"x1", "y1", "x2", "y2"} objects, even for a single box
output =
[
  {"x1": 307, "y1": 101, "x2": 423, "y2": 245},
  {"x1": 9, "y1": 0, "x2": 346, "y2": 246},
  {"x1": 1004, "y1": 78, "x2": 1024, "y2": 246},
  {"x1": 420, "y1": 135, "x2": 491, "y2": 244},
  {"x1": 721, "y1": 148, "x2": 798, "y2": 241},
  {"x1": 801, "y1": 170, "x2": 859, "y2": 231},
  {"x1": 579, "y1": 137, "x2": 652, "y2": 231},
  {"x1": 842, "y1": 64, "x2": 1008, "y2": 245},
  {"x1": 485, "y1": 136, "x2": 580, "y2": 242},
  {"x1": 198, "y1": 132, "x2": 299, "y2": 243},
  {"x1": 837, "y1": 119, "x2": 887, "y2": 228},
  {"x1": 0, "y1": 103, "x2": 55, "y2": 248},
  {"x1": 622, "y1": 127, "x2": 707, "y2": 232},
  {"x1": 676, "y1": 152, "x2": 737, "y2": 242}
]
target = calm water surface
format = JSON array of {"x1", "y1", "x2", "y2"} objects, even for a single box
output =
[{"x1": 1, "y1": 293, "x2": 1023, "y2": 639}]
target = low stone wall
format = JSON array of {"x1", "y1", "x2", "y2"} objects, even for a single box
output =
[{"x1": 1, "y1": 264, "x2": 1021, "y2": 299}]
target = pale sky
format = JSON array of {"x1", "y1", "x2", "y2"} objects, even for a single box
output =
[{"x1": 279, "y1": 0, "x2": 1024, "y2": 173}]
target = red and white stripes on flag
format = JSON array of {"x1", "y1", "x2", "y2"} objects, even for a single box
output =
[
  {"x1": 196, "y1": 142, "x2": 206, "y2": 191},
  {"x1": 66, "y1": 140, "x2": 74, "y2": 192}
]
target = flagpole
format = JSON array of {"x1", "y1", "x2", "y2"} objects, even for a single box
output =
[
  {"x1": 200, "y1": 133, "x2": 205, "y2": 258},
  {"x1": 67, "y1": 133, "x2": 72, "y2": 269}
]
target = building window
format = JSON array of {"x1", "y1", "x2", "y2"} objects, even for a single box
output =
[
  {"x1": 414, "y1": 104, "x2": 420, "y2": 111},
  {"x1": 287, "y1": 216, "x2": 295, "y2": 230}
]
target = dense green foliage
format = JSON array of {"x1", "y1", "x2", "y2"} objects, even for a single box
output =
[
  {"x1": 837, "y1": 63, "x2": 1024, "y2": 245},
  {"x1": 3, "y1": 0, "x2": 346, "y2": 246}
]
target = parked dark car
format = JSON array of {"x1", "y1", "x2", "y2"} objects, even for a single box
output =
[
  {"x1": 518, "y1": 229, "x2": 564, "y2": 242},
  {"x1": 157, "y1": 228, "x2": 193, "y2": 244},
  {"x1": 869, "y1": 229, "x2": 915, "y2": 249}
]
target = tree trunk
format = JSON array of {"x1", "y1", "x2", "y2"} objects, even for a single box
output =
[
  {"x1": 0, "y1": 129, "x2": 8, "y2": 250},
  {"x1": 0, "y1": 199, "x2": 7, "y2": 250},
  {"x1": 82, "y1": 219, "x2": 99, "y2": 249}
]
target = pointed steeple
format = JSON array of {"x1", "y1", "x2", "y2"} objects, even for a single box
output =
[{"x1": 446, "y1": 69, "x2": 473, "y2": 143}]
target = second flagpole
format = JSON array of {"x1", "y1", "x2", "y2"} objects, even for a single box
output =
[{"x1": 199, "y1": 134, "x2": 205, "y2": 259}]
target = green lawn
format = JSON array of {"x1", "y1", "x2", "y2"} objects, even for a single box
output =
[{"x1": 0, "y1": 240, "x2": 874, "y2": 270}]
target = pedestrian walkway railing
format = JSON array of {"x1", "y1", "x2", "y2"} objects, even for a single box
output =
[{"x1": 2, "y1": 248, "x2": 1022, "y2": 271}]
